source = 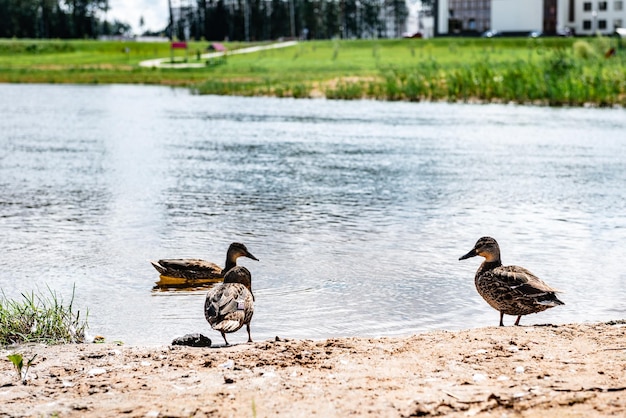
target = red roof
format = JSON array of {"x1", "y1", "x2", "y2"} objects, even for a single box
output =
[{"x1": 209, "y1": 42, "x2": 226, "y2": 52}]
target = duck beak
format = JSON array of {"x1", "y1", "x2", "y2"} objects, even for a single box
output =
[
  {"x1": 459, "y1": 248, "x2": 477, "y2": 260},
  {"x1": 245, "y1": 251, "x2": 259, "y2": 261}
]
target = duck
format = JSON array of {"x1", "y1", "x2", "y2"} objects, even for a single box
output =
[
  {"x1": 459, "y1": 236, "x2": 564, "y2": 326},
  {"x1": 151, "y1": 242, "x2": 258, "y2": 281},
  {"x1": 204, "y1": 265, "x2": 255, "y2": 345}
]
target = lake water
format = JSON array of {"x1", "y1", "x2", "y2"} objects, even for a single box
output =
[{"x1": 1, "y1": 84, "x2": 624, "y2": 345}]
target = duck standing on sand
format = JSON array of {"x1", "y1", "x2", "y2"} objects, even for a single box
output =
[
  {"x1": 204, "y1": 265, "x2": 255, "y2": 345},
  {"x1": 151, "y1": 242, "x2": 258, "y2": 280},
  {"x1": 459, "y1": 236, "x2": 564, "y2": 326}
]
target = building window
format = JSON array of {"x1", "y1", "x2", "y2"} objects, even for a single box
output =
[
  {"x1": 598, "y1": 20, "x2": 607, "y2": 29},
  {"x1": 583, "y1": 2, "x2": 592, "y2": 11},
  {"x1": 615, "y1": 19, "x2": 623, "y2": 28},
  {"x1": 599, "y1": 1, "x2": 608, "y2": 10},
  {"x1": 583, "y1": 20, "x2": 592, "y2": 30},
  {"x1": 448, "y1": 0, "x2": 491, "y2": 33},
  {"x1": 616, "y1": 1, "x2": 624, "y2": 12}
]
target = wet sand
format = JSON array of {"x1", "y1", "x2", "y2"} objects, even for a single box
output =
[{"x1": 1, "y1": 321, "x2": 625, "y2": 417}]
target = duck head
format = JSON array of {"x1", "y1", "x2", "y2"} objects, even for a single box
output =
[
  {"x1": 227, "y1": 242, "x2": 259, "y2": 262},
  {"x1": 459, "y1": 236, "x2": 501, "y2": 263}
]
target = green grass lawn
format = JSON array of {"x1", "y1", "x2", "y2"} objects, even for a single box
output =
[{"x1": 1, "y1": 37, "x2": 624, "y2": 106}]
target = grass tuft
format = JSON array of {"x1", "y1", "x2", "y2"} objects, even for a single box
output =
[{"x1": 0, "y1": 285, "x2": 88, "y2": 346}]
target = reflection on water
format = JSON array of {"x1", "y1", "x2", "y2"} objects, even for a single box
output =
[
  {"x1": 1, "y1": 84, "x2": 625, "y2": 345},
  {"x1": 152, "y1": 275, "x2": 221, "y2": 291}
]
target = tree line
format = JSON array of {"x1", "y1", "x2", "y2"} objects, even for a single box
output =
[
  {"x1": 0, "y1": 0, "x2": 411, "y2": 40},
  {"x1": 184, "y1": 0, "x2": 409, "y2": 41},
  {"x1": 0, "y1": 1, "x2": 131, "y2": 39}
]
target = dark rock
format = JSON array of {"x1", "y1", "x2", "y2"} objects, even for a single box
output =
[{"x1": 171, "y1": 333, "x2": 212, "y2": 347}]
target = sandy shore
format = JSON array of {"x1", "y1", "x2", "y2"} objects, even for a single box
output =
[{"x1": 1, "y1": 321, "x2": 625, "y2": 417}]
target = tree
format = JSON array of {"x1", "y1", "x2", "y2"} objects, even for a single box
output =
[
  {"x1": 300, "y1": 0, "x2": 320, "y2": 39},
  {"x1": 322, "y1": 0, "x2": 340, "y2": 39},
  {"x1": 206, "y1": 0, "x2": 229, "y2": 40},
  {"x1": 360, "y1": 0, "x2": 381, "y2": 38},
  {"x1": 385, "y1": 0, "x2": 408, "y2": 38},
  {"x1": 269, "y1": 0, "x2": 289, "y2": 39}
]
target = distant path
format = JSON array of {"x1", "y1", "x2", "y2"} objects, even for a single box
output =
[{"x1": 138, "y1": 40, "x2": 298, "y2": 69}]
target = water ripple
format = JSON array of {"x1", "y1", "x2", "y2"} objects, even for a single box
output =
[{"x1": 1, "y1": 84, "x2": 625, "y2": 344}]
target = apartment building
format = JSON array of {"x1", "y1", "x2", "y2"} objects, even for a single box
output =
[
  {"x1": 434, "y1": 0, "x2": 626, "y2": 36},
  {"x1": 572, "y1": 0, "x2": 625, "y2": 34}
]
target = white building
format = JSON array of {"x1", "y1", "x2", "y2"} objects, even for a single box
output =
[
  {"x1": 492, "y1": 0, "x2": 546, "y2": 33},
  {"x1": 435, "y1": 0, "x2": 626, "y2": 36},
  {"x1": 573, "y1": 0, "x2": 625, "y2": 34}
]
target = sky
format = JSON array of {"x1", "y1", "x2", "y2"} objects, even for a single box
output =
[{"x1": 107, "y1": 0, "x2": 170, "y2": 34}]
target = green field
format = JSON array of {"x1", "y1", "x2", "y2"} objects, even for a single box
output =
[{"x1": 1, "y1": 37, "x2": 624, "y2": 106}]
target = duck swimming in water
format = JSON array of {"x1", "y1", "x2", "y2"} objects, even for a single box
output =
[
  {"x1": 459, "y1": 236, "x2": 564, "y2": 326},
  {"x1": 151, "y1": 242, "x2": 258, "y2": 281},
  {"x1": 204, "y1": 265, "x2": 255, "y2": 345}
]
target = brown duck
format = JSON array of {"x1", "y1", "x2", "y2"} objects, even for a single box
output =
[
  {"x1": 459, "y1": 236, "x2": 564, "y2": 326},
  {"x1": 151, "y1": 242, "x2": 258, "y2": 280},
  {"x1": 204, "y1": 265, "x2": 255, "y2": 345}
]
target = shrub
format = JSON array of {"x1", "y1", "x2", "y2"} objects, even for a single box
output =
[{"x1": 573, "y1": 41, "x2": 596, "y2": 60}]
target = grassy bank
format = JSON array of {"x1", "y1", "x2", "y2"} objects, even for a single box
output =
[
  {"x1": 1, "y1": 37, "x2": 624, "y2": 106},
  {"x1": 0, "y1": 287, "x2": 88, "y2": 345}
]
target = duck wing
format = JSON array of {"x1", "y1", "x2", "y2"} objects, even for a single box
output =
[
  {"x1": 492, "y1": 265, "x2": 564, "y2": 306},
  {"x1": 204, "y1": 283, "x2": 254, "y2": 333},
  {"x1": 151, "y1": 258, "x2": 223, "y2": 279}
]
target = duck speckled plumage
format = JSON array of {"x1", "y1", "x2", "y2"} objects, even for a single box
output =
[
  {"x1": 151, "y1": 242, "x2": 257, "y2": 281},
  {"x1": 204, "y1": 266, "x2": 255, "y2": 345},
  {"x1": 459, "y1": 236, "x2": 564, "y2": 326}
]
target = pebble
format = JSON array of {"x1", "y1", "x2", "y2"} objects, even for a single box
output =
[
  {"x1": 515, "y1": 366, "x2": 525, "y2": 374},
  {"x1": 88, "y1": 368, "x2": 106, "y2": 376},
  {"x1": 472, "y1": 373, "x2": 487, "y2": 382},
  {"x1": 219, "y1": 359, "x2": 235, "y2": 369},
  {"x1": 171, "y1": 333, "x2": 212, "y2": 347}
]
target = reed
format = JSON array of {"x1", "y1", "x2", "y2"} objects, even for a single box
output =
[
  {"x1": 193, "y1": 79, "x2": 312, "y2": 98},
  {"x1": 325, "y1": 80, "x2": 366, "y2": 100},
  {"x1": 358, "y1": 48, "x2": 626, "y2": 106},
  {"x1": 0, "y1": 286, "x2": 88, "y2": 345}
]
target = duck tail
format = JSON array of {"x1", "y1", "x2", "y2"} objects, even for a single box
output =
[
  {"x1": 538, "y1": 294, "x2": 565, "y2": 307},
  {"x1": 150, "y1": 261, "x2": 167, "y2": 275},
  {"x1": 213, "y1": 320, "x2": 242, "y2": 333}
]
